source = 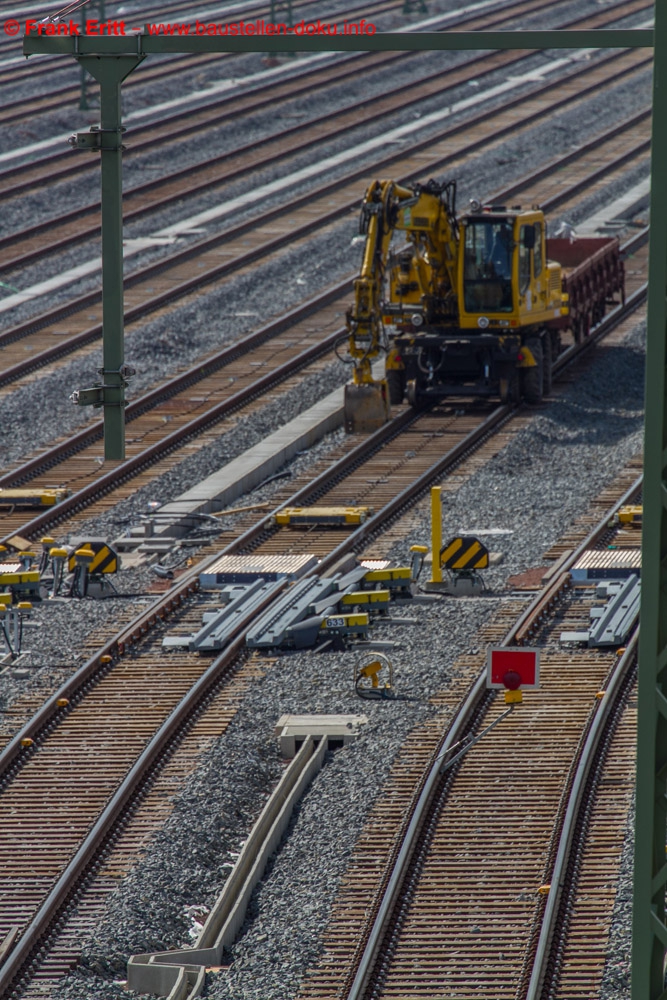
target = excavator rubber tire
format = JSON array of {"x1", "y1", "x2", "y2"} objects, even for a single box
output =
[
  {"x1": 521, "y1": 338, "x2": 544, "y2": 405},
  {"x1": 386, "y1": 369, "x2": 406, "y2": 405}
]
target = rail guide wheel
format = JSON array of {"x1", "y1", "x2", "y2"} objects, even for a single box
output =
[{"x1": 354, "y1": 651, "x2": 395, "y2": 700}]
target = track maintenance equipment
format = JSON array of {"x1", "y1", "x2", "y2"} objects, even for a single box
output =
[
  {"x1": 422, "y1": 486, "x2": 489, "y2": 595},
  {"x1": 343, "y1": 178, "x2": 623, "y2": 430},
  {"x1": 0, "y1": 598, "x2": 32, "y2": 659},
  {"x1": 354, "y1": 651, "x2": 394, "y2": 700},
  {"x1": 487, "y1": 646, "x2": 540, "y2": 704}
]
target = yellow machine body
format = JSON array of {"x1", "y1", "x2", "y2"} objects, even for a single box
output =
[
  {"x1": 457, "y1": 209, "x2": 564, "y2": 330},
  {"x1": 343, "y1": 178, "x2": 569, "y2": 421}
]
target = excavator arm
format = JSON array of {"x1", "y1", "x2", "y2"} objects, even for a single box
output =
[{"x1": 343, "y1": 179, "x2": 459, "y2": 433}]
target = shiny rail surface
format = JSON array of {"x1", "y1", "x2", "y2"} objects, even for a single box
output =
[
  {"x1": 0, "y1": 30, "x2": 651, "y2": 387},
  {"x1": 296, "y1": 470, "x2": 642, "y2": 1000}
]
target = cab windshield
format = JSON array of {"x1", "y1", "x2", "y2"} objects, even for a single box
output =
[{"x1": 463, "y1": 219, "x2": 514, "y2": 313}]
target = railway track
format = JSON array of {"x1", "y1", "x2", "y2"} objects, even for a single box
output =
[
  {"x1": 0, "y1": 262, "x2": 644, "y2": 994},
  {"x1": 0, "y1": 3, "x2": 649, "y2": 990},
  {"x1": 0, "y1": 0, "x2": 584, "y2": 195},
  {"x1": 0, "y1": 4, "x2": 647, "y2": 312},
  {"x1": 0, "y1": 0, "x2": 414, "y2": 129},
  {"x1": 297, "y1": 465, "x2": 641, "y2": 1000},
  {"x1": 0, "y1": 185, "x2": 649, "y2": 549},
  {"x1": 0, "y1": 38, "x2": 652, "y2": 406},
  {"x1": 3, "y1": 0, "x2": 647, "y2": 208}
]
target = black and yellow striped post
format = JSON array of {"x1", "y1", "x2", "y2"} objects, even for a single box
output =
[{"x1": 440, "y1": 536, "x2": 490, "y2": 573}]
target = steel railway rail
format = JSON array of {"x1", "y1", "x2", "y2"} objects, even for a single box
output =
[
  {"x1": 0, "y1": 167, "x2": 649, "y2": 547},
  {"x1": 0, "y1": 0, "x2": 591, "y2": 198},
  {"x1": 0, "y1": 0, "x2": 408, "y2": 125},
  {"x1": 0, "y1": 65, "x2": 652, "y2": 280},
  {"x1": 297, "y1": 470, "x2": 641, "y2": 1000},
  {"x1": 3, "y1": 0, "x2": 623, "y2": 271},
  {"x1": 0, "y1": 265, "x2": 645, "y2": 996},
  {"x1": 0, "y1": 42, "x2": 652, "y2": 393}
]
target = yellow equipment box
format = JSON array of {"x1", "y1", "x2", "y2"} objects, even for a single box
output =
[
  {"x1": 0, "y1": 488, "x2": 69, "y2": 508},
  {"x1": 615, "y1": 505, "x2": 642, "y2": 525},
  {"x1": 341, "y1": 589, "x2": 390, "y2": 611},
  {"x1": 321, "y1": 612, "x2": 369, "y2": 637},
  {"x1": 274, "y1": 506, "x2": 373, "y2": 526}
]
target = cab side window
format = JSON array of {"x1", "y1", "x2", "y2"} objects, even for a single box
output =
[
  {"x1": 519, "y1": 226, "x2": 531, "y2": 293},
  {"x1": 533, "y1": 223, "x2": 543, "y2": 278}
]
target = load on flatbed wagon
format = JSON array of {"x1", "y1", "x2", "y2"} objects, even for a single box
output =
[
  {"x1": 342, "y1": 178, "x2": 625, "y2": 433},
  {"x1": 547, "y1": 236, "x2": 624, "y2": 343}
]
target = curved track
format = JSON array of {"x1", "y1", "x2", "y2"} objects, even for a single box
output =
[
  {"x1": 298, "y1": 466, "x2": 641, "y2": 1000},
  {"x1": 0, "y1": 269, "x2": 644, "y2": 996}
]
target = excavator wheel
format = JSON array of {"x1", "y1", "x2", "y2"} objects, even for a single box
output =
[
  {"x1": 406, "y1": 379, "x2": 427, "y2": 410},
  {"x1": 386, "y1": 369, "x2": 406, "y2": 405},
  {"x1": 521, "y1": 338, "x2": 544, "y2": 405}
]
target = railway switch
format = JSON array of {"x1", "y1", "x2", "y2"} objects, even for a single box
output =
[
  {"x1": 611, "y1": 505, "x2": 642, "y2": 526},
  {"x1": 341, "y1": 589, "x2": 391, "y2": 614},
  {"x1": 70, "y1": 546, "x2": 95, "y2": 599},
  {"x1": 363, "y1": 566, "x2": 415, "y2": 596},
  {"x1": 0, "y1": 488, "x2": 69, "y2": 508},
  {"x1": 49, "y1": 548, "x2": 69, "y2": 598},
  {"x1": 39, "y1": 537, "x2": 56, "y2": 574},
  {"x1": 409, "y1": 545, "x2": 428, "y2": 581},
  {"x1": 66, "y1": 540, "x2": 119, "y2": 598},
  {"x1": 321, "y1": 613, "x2": 369, "y2": 644},
  {"x1": 0, "y1": 560, "x2": 41, "y2": 602}
]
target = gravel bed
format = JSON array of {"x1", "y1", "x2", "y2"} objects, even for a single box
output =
[
  {"x1": 0, "y1": 0, "x2": 651, "y2": 332},
  {"x1": 0, "y1": 59, "x2": 652, "y2": 471},
  {"x1": 2, "y1": 3, "x2": 649, "y2": 991},
  {"x1": 42, "y1": 312, "x2": 645, "y2": 1000},
  {"x1": 599, "y1": 797, "x2": 634, "y2": 1000}
]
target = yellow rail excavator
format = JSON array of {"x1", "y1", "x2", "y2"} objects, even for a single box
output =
[{"x1": 342, "y1": 178, "x2": 623, "y2": 432}]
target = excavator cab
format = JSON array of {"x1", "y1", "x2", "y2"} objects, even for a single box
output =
[{"x1": 457, "y1": 208, "x2": 563, "y2": 329}]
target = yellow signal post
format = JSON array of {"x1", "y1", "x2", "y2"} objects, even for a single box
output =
[{"x1": 430, "y1": 487, "x2": 443, "y2": 584}]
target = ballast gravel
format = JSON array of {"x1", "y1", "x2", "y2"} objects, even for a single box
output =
[
  {"x1": 2, "y1": 0, "x2": 650, "y2": 991},
  {"x1": 48, "y1": 314, "x2": 645, "y2": 1000},
  {"x1": 0, "y1": 57, "x2": 653, "y2": 471}
]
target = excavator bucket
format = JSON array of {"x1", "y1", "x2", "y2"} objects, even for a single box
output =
[{"x1": 344, "y1": 380, "x2": 391, "y2": 434}]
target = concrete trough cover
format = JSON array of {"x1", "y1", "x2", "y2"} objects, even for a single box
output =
[
  {"x1": 571, "y1": 548, "x2": 641, "y2": 581},
  {"x1": 200, "y1": 553, "x2": 318, "y2": 586},
  {"x1": 275, "y1": 714, "x2": 368, "y2": 758}
]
